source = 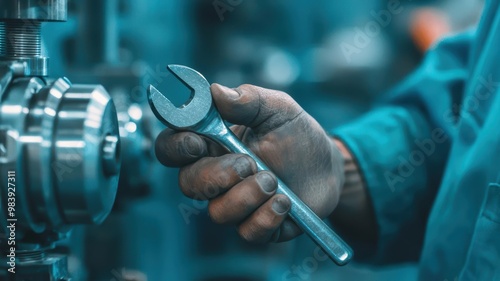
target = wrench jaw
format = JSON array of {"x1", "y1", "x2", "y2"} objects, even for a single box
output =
[
  {"x1": 147, "y1": 84, "x2": 226, "y2": 136},
  {"x1": 147, "y1": 83, "x2": 214, "y2": 131},
  {"x1": 147, "y1": 65, "x2": 216, "y2": 131},
  {"x1": 167, "y1": 64, "x2": 210, "y2": 95},
  {"x1": 147, "y1": 84, "x2": 178, "y2": 128}
]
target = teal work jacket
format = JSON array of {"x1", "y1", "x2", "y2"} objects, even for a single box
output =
[{"x1": 334, "y1": 1, "x2": 500, "y2": 280}]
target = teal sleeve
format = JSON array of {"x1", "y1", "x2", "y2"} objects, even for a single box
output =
[{"x1": 332, "y1": 31, "x2": 473, "y2": 264}]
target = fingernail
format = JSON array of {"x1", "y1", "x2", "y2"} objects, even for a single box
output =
[
  {"x1": 217, "y1": 84, "x2": 239, "y2": 99},
  {"x1": 258, "y1": 172, "x2": 276, "y2": 193},
  {"x1": 234, "y1": 156, "x2": 254, "y2": 178},
  {"x1": 184, "y1": 135, "x2": 203, "y2": 156},
  {"x1": 272, "y1": 196, "x2": 290, "y2": 214}
]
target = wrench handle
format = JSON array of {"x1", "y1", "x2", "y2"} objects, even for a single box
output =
[{"x1": 214, "y1": 130, "x2": 353, "y2": 265}]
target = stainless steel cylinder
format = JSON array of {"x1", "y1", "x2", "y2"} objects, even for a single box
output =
[
  {"x1": 50, "y1": 81, "x2": 121, "y2": 224},
  {"x1": 0, "y1": 21, "x2": 48, "y2": 76},
  {"x1": 0, "y1": 73, "x2": 120, "y2": 234},
  {"x1": 0, "y1": 21, "x2": 49, "y2": 76},
  {"x1": 0, "y1": 0, "x2": 68, "y2": 77}
]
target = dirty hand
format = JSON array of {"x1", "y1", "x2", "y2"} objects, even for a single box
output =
[{"x1": 155, "y1": 84, "x2": 345, "y2": 243}]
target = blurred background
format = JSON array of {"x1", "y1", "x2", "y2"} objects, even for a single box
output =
[{"x1": 41, "y1": 0, "x2": 483, "y2": 280}]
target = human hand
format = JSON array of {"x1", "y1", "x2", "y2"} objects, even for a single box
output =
[{"x1": 155, "y1": 83, "x2": 345, "y2": 243}]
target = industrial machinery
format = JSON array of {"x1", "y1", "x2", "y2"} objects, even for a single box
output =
[{"x1": 0, "y1": 1, "x2": 120, "y2": 280}]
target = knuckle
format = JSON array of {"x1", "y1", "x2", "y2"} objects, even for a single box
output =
[
  {"x1": 256, "y1": 215, "x2": 277, "y2": 232},
  {"x1": 178, "y1": 168, "x2": 195, "y2": 197},
  {"x1": 276, "y1": 89, "x2": 291, "y2": 98},
  {"x1": 178, "y1": 181, "x2": 192, "y2": 198},
  {"x1": 238, "y1": 226, "x2": 257, "y2": 243},
  {"x1": 237, "y1": 191, "x2": 258, "y2": 213},
  {"x1": 237, "y1": 84, "x2": 255, "y2": 92},
  {"x1": 205, "y1": 170, "x2": 231, "y2": 191},
  {"x1": 208, "y1": 202, "x2": 227, "y2": 224},
  {"x1": 241, "y1": 188, "x2": 260, "y2": 207},
  {"x1": 202, "y1": 183, "x2": 222, "y2": 199},
  {"x1": 281, "y1": 94, "x2": 299, "y2": 108}
]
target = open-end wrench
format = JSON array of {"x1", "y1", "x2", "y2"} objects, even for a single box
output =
[{"x1": 147, "y1": 65, "x2": 353, "y2": 265}]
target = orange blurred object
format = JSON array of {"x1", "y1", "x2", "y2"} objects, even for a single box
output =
[{"x1": 410, "y1": 8, "x2": 451, "y2": 52}]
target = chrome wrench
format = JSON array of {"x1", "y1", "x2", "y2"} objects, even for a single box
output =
[{"x1": 147, "y1": 65, "x2": 353, "y2": 265}]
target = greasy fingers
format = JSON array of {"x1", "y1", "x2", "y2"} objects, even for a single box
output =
[
  {"x1": 210, "y1": 83, "x2": 303, "y2": 135},
  {"x1": 208, "y1": 171, "x2": 277, "y2": 224},
  {"x1": 237, "y1": 194, "x2": 291, "y2": 243},
  {"x1": 155, "y1": 129, "x2": 207, "y2": 167},
  {"x1": 178, "y1": 154, "x2": 257, "y2": 200}
]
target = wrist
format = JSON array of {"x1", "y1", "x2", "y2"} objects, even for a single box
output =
[
  {"x1": 331, "y1": 137, "x2": 365, "y2": 206},
  {"x1": 329, "y1": 138, "x2": 377, "y2": 241},
  {"x1": 332, "y1": 138, "x2": 355, "y2": 193},
  {"x1": 330, "y1": 137, "x2": 347, "y2": 193},
  {"x1": 330, "y1": 137, "x2": 366, "y2": 214}
]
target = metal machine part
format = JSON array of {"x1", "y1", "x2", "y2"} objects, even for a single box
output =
[
  {"x1": 0, "y1": 0, "x2": 120, "y2": 280},
  {"x1": 0, "y1": 74, "x2": 120, "y2": 230},
  {"x1": 0, "y1": 1, "x2": 67, "y2": 21},
  {"x1": 147, "y1": 65, "x2": 353, "y2": 266},
  {"x1": 0, "y1": 0, "x2": 67, "y2": 77},
  {"x1": 0, "y1": 65, "x2": 120, "y2": 281}
]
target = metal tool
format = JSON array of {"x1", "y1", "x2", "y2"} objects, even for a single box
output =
[{"x1": 147, "y1": 64, "x2": 353, "y2": 265}]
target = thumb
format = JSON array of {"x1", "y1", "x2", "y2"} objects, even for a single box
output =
[{"x1": 210, "y1": 83, "x2": 304, "y2": 135}]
